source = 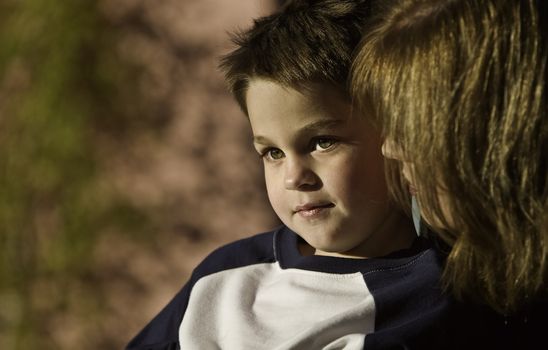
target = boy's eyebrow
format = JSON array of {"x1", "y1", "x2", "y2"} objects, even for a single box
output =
[
  {"x1": 252, "y1": 135, "x2": 271, "y2": 145},
  {"x1": 298, "y1": 119, "x2": 345, "y2": 133},
  {"x1": 253, "y1": 119, "x2": 345, "y2": 144}
]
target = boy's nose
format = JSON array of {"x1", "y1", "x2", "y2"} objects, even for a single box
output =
[{"x1": 284, "y1": 158, "x2": 319, "y2": 191}]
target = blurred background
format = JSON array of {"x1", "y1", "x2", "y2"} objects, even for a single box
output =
[{"x1": 0, "y1": 1, "x2": 283, "y2": 348}]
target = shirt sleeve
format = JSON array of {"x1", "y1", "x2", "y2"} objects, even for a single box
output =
[
  {"x1": 125, "y1": 281, "x2": 192, "y2": 350},
  {"x1": 124, "y1": 230, "x2": 277, "y2": 349}
]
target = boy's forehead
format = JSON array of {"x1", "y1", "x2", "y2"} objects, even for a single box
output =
[
  {"x1": 249, "y1": 81, "x2": 353, "y2": 119},
  {"x1": 247, "y1": 78, "x2": 373, "y2": 140},
  {"x1": 246, "y1": 78, "x2": 352, "y2": 110}
]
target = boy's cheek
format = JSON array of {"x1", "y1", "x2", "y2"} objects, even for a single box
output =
[{"x1": 263, "y1": 171, "x2": 283, "y2": 205}]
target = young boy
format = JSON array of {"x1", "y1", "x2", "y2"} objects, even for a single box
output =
[{"x1": 126, "y1": 1, "x2": 451, "y2": 349}]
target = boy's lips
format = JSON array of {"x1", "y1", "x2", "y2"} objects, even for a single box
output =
[{"x1": 294, "y1": 202, "x2": 335, "y2": 218}]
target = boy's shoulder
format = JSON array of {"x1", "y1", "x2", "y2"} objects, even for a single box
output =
[
  {"x1": 124, "y1": 228, "x2": 284, "y2": 350},
  {"x1": 191, "y1": 226, "x2": 281, "y2": 279}
]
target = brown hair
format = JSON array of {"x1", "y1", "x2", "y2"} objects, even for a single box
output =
[
  {"x1": 351, "y1": 0, "x2": 547, "y2": 313},
  {"x1": 219, "y1": 0, "x2": 371, "y2": 115}
]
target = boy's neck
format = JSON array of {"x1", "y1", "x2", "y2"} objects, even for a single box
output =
[
  {"x1": 298, "y1": 213, "x2": 416, "y2": 259},
  {"x1": 298, "y1": 241, "x2": 316, "y2": 256}
]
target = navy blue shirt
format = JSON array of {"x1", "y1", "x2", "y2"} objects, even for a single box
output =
[{"x1": 126, "y1": 225, "x2": 546, "y2": 349}]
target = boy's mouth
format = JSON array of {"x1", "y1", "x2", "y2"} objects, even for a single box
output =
[{"x1": 294, "y1": 203, "x2": 335, "y2": 218}]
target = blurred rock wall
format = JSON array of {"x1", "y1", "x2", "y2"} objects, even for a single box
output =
[
  {"x1": 0, "y1": 1, "x2": 279, "y2": 349},
  {"x1": 95, "y1": 1, "x2": 282, "y2": 348},
  {"x1": 97, "y1": 1, "x2": 280, "y2": 348}
]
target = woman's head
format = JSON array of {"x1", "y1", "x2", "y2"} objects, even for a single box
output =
[{"x1": 351, "y1": 0, "x2": 547, "y2": 312}]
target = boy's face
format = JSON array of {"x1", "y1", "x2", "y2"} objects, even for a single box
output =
[{"x1": 247, "y1": 79, "x2": 413, "y2": 258}]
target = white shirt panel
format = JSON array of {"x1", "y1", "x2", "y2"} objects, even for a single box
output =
[{"x1": 179, "y1": 262, "x2": 375, "y2": 349}]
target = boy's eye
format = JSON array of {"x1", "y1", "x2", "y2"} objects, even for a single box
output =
[
  {"x1": 314, "y1": 138, "x2": 337, "y2": 151},
  {"x1": 264, "y1": 148, "x2": 284, "y2": 160}
]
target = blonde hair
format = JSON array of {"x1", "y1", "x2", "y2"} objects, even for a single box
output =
[{"x1": 351, "y1": 0, "x2": 547, "y2": 313}]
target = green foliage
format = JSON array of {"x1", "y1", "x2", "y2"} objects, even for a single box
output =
[{"x1": 0, "y1": 1, "x2": 150, "y2": 348}]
